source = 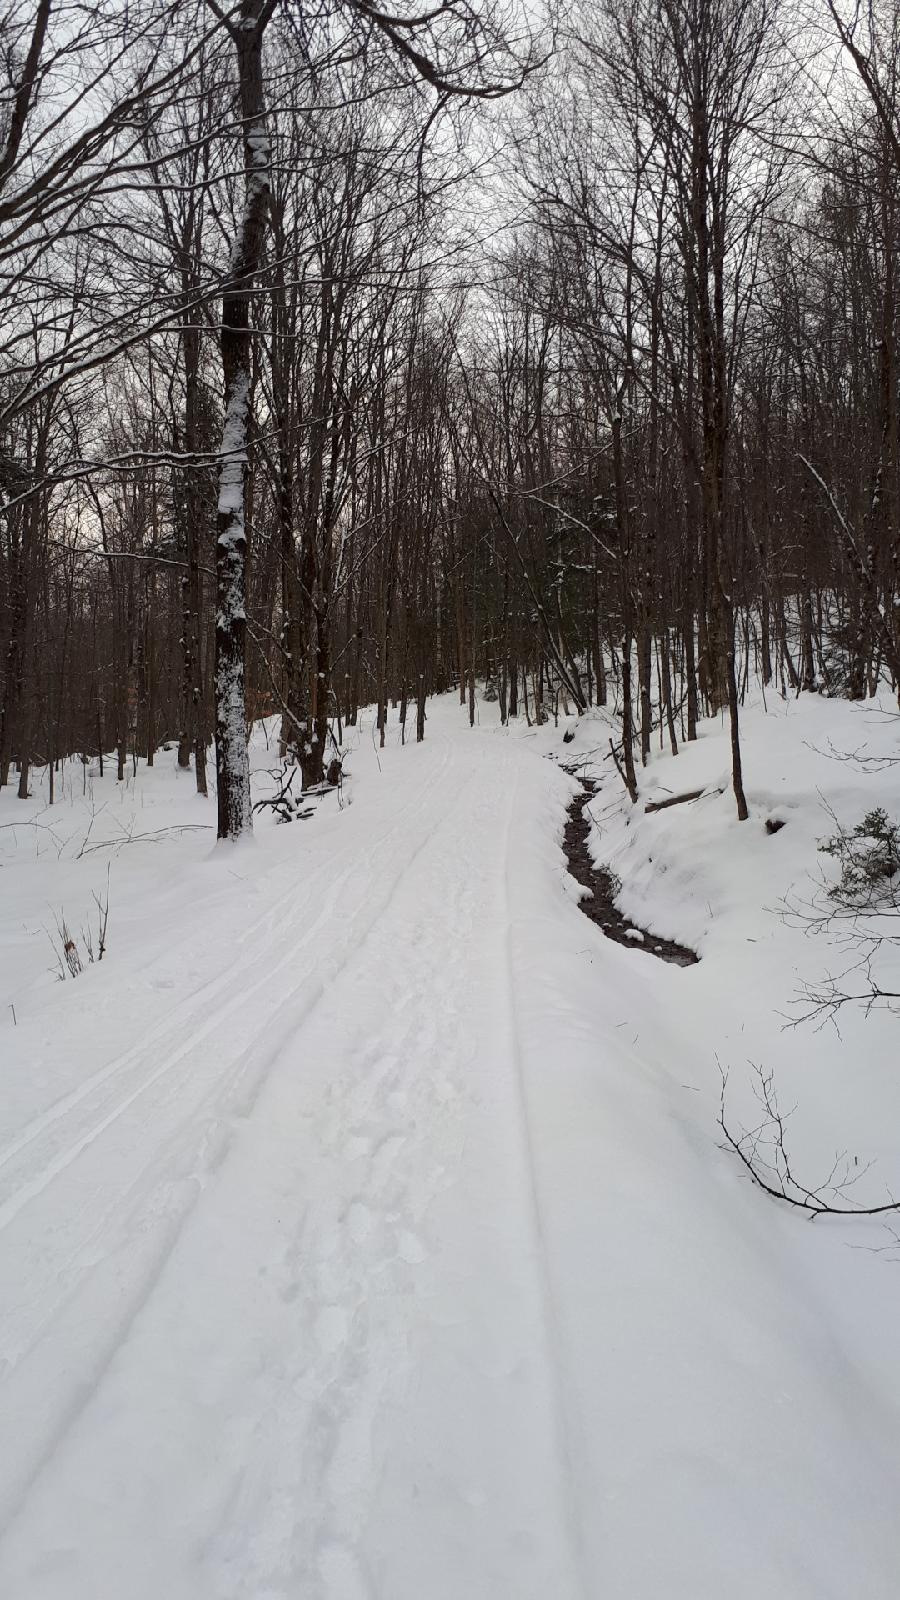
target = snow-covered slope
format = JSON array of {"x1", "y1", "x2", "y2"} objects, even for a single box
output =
[{"x1": 1, "y1": 692, "x2": 899, "y2": 1598}]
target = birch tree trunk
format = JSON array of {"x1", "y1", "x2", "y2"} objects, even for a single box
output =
[{"x1": 211, "y1": 0, "x2": 273, "y2": 840}]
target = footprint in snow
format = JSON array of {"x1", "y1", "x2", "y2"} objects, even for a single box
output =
[
  {"x1": 396, "y1": 1229, "x2": 426, "y2": 1264},
  {"x1": 343, "y1": 1134, "x2": 370, "y2": 1161},
  {"x1": 315, "y1": 1305, "x2": 349, "y2": 1354},
  {"x1": 346, "y1": 1200, "x2": 373, "y2": 1243},
  {"x1": 318, "y1": 1541, "x2": 372, "y2": 1600}
]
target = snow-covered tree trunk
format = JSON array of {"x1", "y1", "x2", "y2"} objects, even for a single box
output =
[{"x1": 212, "y1": 0, "x2": 273, "y2": 840}]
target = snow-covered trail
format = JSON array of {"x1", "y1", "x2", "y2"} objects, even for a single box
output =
[
  {"x1": 0, "y1": 733, "x2": 589, "y2": 1599},
  {"x1": 3, "y1": 703, "x2": 900, "y2": 1599}
]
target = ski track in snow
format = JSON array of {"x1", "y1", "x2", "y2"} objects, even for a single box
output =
[
  {"x1": 0, "y1": 742, "x2": 454, "y2": 1202},
  {"x1": 499, "y1": 766, "x2": 590, "y2": 1600},
  {"x1": 4, "y1": 698, "x2": 900, "y2": 1600},
  {"x1": 0, "y1": 743, "x2": 458, "y2": 1516},
  {"x1": 0, "y1": 735, "x2": 589, "y2": 1600}
]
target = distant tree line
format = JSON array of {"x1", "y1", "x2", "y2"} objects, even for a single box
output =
[{"x1": 1, "y1": 0, "x2": 899, "y2": 835}]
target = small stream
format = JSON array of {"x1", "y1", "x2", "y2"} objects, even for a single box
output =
[{"x1": 563, "y1": 776, "x2": 699, "y2": 967}]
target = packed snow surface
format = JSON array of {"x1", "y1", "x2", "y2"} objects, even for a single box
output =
[{"x1": 2, "y1": 690, "x2": 900, "y2": 1598}]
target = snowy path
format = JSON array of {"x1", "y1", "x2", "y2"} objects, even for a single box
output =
[
  {"x1": 0, "y1": 735, "x2": 590, "y2": 1599},
  {"x1": 3, "y1": 707, "x2": 900, "y2": 1599}
]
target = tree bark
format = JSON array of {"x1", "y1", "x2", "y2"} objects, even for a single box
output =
[{"x1": 211, "y1": 0, "x2": 273, "y2": 840}]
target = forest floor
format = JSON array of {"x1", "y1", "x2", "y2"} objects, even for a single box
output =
[{"x1": 2, "y1": 686, "x2": 900, "y2": 1599}]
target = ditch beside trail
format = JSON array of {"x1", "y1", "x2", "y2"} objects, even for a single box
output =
[{"x1": 562, "y1": 773, "x2": 699, "y2": 967}]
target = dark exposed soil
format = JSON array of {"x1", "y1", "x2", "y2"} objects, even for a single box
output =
[{"x1": 563, "y1": 777, "x2": 699, "y2": 967}]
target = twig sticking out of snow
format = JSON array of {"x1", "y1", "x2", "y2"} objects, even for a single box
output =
[{"x1": 719, "y1": 1063, "x2": 900, "y2": 1219}]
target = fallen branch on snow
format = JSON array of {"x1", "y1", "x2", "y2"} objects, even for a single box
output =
[
  {"x1": 645, "y1": 788, "x2": 708, "y2": 814},
  {"x1": 719, "y1": 1063, "x2": 900, "y2": 1219}
]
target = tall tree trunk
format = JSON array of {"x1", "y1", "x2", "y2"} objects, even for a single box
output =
[{"x1": 211, "y1": 0, "x2": 272, "y2": 840}]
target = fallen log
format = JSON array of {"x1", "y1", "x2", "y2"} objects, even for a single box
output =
[{"x1": 645, "y1": 787, "x2": 709, "y2": 814}]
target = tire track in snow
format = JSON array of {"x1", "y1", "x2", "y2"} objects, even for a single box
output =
[{"x1": 500, "y1": 752, "x2": 592, "y2": 1600}]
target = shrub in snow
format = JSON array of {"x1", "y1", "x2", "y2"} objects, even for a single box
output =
[
  {"x1": 49, "y1": 879, "x2": 110, "y2": 978},
  {"x1": 817, "y1": 642, "x2": 852, "y2": 697},
  {"x1": 483, "y1": 676, "x2": 499, "y2": 702},
  {"x1": 820, "y1": 808, "x2": 900, "y2": 910}
]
